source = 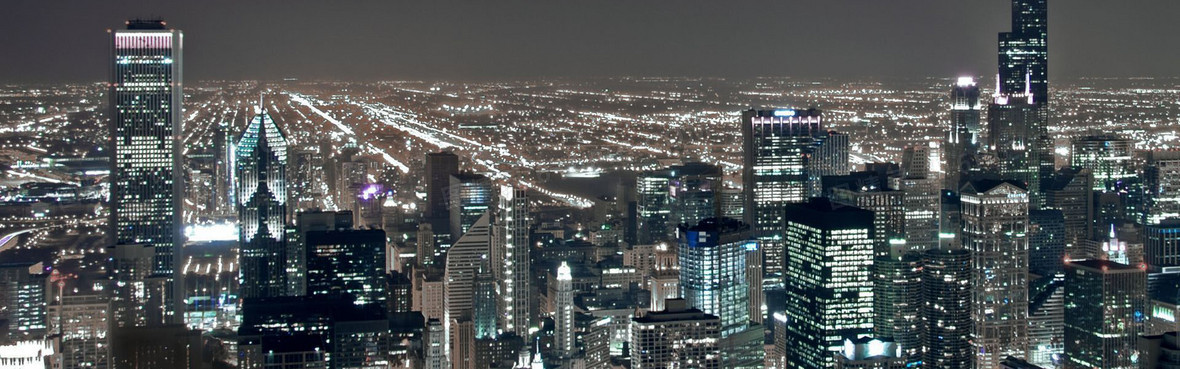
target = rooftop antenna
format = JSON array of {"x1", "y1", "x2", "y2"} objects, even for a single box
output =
[{"x1": 258, "y1": 91, "x2": 265, "y2": 115}]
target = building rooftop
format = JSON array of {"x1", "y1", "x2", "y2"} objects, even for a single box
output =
[
  {"x1": 633, "y1": 299, "x2": 718, "y2": 324},
  {"x1": 1067, "y1": 258, "x2": 1143, "y2": 273},
  {"x1": 126, "y1": 19, "x2": 166, "y2": 30}
]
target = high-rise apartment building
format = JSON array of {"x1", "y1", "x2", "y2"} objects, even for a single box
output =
[{"x1": 494, "y1": 185, "x2": 531, "y2": 334}]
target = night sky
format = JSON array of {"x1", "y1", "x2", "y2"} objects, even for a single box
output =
[{"x1": 3, "y1": 0, "x2": 1178, "y2": 83}]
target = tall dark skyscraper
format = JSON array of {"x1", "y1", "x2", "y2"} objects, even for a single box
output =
[
  {"x1": 426, "y1": 151, "x2": 460, "y2": 240},
  {"x1": 305, "y1": 229, "x2": 387, "y2": 306},
  {"x1": 1063, "y1": 259, "x2": 1146, "y2": 369},
  {"x1": 109, "y1": 19, "x2": 184, "y2": 320},
  {"x1": 993, "y1": 0, "x2": 1052, "y2": 206},
  {"x1": 921, "y1": 248, "x2": 973, "y2": 369},
  {"x1": 782, "y1": 198, "x2": 874, "y2": 369},
  {"x1": 236, "y1": 106, "x2": 289, "y2": 299},
  {"x1": 999, "y1": 0, "x2": 1048, "y2": 106},
  {"x1": 742, "y1": 108, "x2": 825, "y2": 288}
]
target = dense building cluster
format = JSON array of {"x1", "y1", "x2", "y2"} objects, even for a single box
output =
[{"x1": 0, "y1": 1, "x2": 1179, "y2": 369}]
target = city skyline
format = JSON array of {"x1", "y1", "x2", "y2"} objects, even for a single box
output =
[
  {"x1": 3, "y1": 1, "x2": 1180, "y2": 368},
  {"x1": 2, "y1": 1, "x2": 1179, "y2": 83}
]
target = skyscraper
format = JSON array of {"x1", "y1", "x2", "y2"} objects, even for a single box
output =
[
  {"x1": 445, "y1": 213, "x2": 493, "y2": 364},
  {"x1": 636, "y1": 170, "x2": 672, "y2": 244},
  {"x1": 901, "y1": 142, "x2": 942, "y2": 250},
  {"x1": 921, "y1": 248, "x2": 973, "y2": 369},
  {"x1": 236, "y1": 105, "x2": 289, "y2": 300},
  {"x1": 426, "y1": 151, "x2": 460, "y2": 219},
  {"x1": 109, "y1": 19, "x2": 184, "y2": 320},
  {"x1": 0, "y1": 263, "x2": 47, "y2": 341},
  {"x1": 677, "y1": 218, "x2": 751, "y2": 335},
  {"x1": 49, "y1": 292, "x2": 111, "y2": 369},
  {"x1": 947, "y1": 77, "x2": 982, "y2": 190},
  {"x1": 425, "y1": 319, "x2": 446, "y2": 369},
  {"x1": 677, "y1": 218, "x2": 764, "y2": 368},
  {"x1": 1044, "y1": 168, "x2": 1096, "y2": 249},
  {"x1": 1028, "y1": 209, "x2": 1066, "y2": 275},
  {"x1": 668, "y1": 163, "x2": 723, "y2": 231},
  {"x1": 554, "y1": 261, "x2": 574, "y2": 358},
  {"x1": 637, "y1": 162, "x2": 723, "y2": 244},
  {"x1": 1145, "y1": 219, "x2": 1180, "y2": 268},
  {"x1": 1070, "y1": 135, "x2": 1136, "y2": 192},
  {"x1": 829, "y1": 186, "x2": 917, "y2": 363},
  {"x1": 494, "y1": 185, "x2": 531, "y2": 335},
  {"x1": 994, "y1": 0, "x2": 1051, "y2": 206},
  {"x1": 108, "y1": 244, "x2": 167, "y2": 329},
  {"x1": 305, "y1": 229, "x2": 387, "y2": 306},
  {"x1": 782, "y1": 198, "x2": 874, "y2": 369},
  {"x1": 810, "y1": 131, "x2": 852, "y2": 196},
  {"x1": 988, "y1": 93, "x2": 1049, "y2": 202},
  {"x1": 472, "y1": 258, "x2": 498, "y2": 340},
  {"x1": 448, "y1": 173, "x2": 493, "y2": 244},
  {"x1": 998, "y1": 0, "x2": 1048, "y2": 106},
  {"x1": 1146, "y1": 151, "x2": 1180, "y2": 224},
  {"x1": 742, "y1": 108, "x2": 825, "y2": 288},
  {"x1": 1028, "y1": 275, "x2": 1065, "y2": 367},
  {"x1": 1063, "y1": 259, "x2": 1146, "y2": 369},
  {"x1": 961, "y1": 180, "x2": 1030, "y2": 367}
]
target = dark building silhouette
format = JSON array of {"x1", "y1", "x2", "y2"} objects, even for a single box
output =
[{"x1": 306, "y1": 229, "x2": 388, "y2": 306}]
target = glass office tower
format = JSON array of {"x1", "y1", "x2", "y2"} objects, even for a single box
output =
[
  {"x1": 236, "y1": 107, "x2": 289, "y2": 299},
  {"x1": 109, "y1": 19, "x2": 184, "y2": 321}
]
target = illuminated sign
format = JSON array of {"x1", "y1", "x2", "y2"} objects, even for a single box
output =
[{"x1": 773, "y1": 109, "x2": 796, "y2": 117}]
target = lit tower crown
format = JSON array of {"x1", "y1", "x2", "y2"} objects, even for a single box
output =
[{"x1": 236, "y1": 100, "x2": 289, "y2": 299}]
